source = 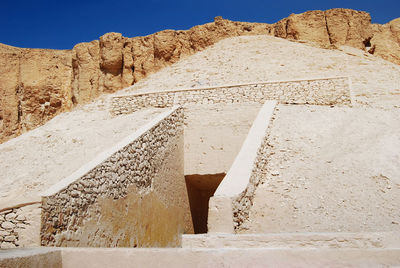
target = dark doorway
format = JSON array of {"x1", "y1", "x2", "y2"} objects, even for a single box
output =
[{"x1": 185, "y1": 173, "x2": 225, "y2": 234}]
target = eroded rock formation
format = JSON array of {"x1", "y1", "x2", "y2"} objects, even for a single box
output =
[
  {"x1": 370, "y1": 18, "x2": 400, "y2": 64},
  {"x1": 1, "y1": 8, "x2": 399, "y2": 143},
  {"x1": 273, "y1": 9, "x2": 373, "y2": 49}
]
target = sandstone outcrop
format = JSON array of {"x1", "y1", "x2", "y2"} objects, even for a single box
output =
[
  {"x1": 0, "y1": 45, "x2": 72, "y2": 141},
  {"x1": 0, "y1": 8, "x2": 399, "y2": 143},
  {"x1": 273, "y1": 9, "x2": 373, "y2": 49},
  {"x1": 370, "y1": 18, "x2": 400, "y2": 65}
]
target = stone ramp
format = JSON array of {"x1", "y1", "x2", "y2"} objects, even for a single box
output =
[
  {"x1": 2, "y1": 232, "x2": 399, "y2": 267},
  {"x1": 182, "y1": 232, "x2": 400, "y2": 249},
  {"x1": 1, "y1": 246, "x2": 400, "y2": 268},
  {"x1": 0, "y1": 248, "x2": 61, "y2": 267}
]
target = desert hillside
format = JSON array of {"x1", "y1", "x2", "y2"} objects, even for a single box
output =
[
  {"x1": 0, "y1": 8, "x2": 399, "y2": 143},
  {"x1": 122, "y1": 35, "x2": 400, "y2": 108},
  {"x1": 1, "y1": 33, "x2": 399, "y2": 213}
]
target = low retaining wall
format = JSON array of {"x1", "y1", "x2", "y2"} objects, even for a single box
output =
[
  {"x1": 0, "y1": 208, "x2": 29, "y2": 248},
  {"x1": 41, "y1": 106, "x2": 193, "y2": 247},
  {"x1": 182, "y1": 232, "x2": 400, "y2": 249},
  {"x1": 60, "y1": 247, "x2": 400, "y2": 267},
  {"x1": 0, "y1": 203, "x2": 41, "y2": 249},
  {"x1": 0, "y1": 248, "x2": 61, "y2": 268},
  {"x1": 111, "y1": 77, "x2": 350, "y2": 115},
  {"x1": 208, "y1": 101, "x2": 276, "y2": 233}
]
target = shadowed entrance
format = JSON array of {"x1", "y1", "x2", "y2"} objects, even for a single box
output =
[{"x1": 185, "y1": 173, "x2": 225, "y2": 234}]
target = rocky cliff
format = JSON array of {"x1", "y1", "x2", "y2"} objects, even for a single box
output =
[{"x1": 1, "y1": 8, "x2": 399, "y2": 143}]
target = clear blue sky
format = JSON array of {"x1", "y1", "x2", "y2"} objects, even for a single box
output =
[{"x1": 1, "y1": 0, "x2": 399, "y2": 50}]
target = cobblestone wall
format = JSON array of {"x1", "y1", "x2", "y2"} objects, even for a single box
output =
[
  {"x1": 0, "y1": 203, "x2": 41, "y2": 249},
  {"x1": 0, "y1": 208, "x2": 27, "y2": 248},
  {"x1": 232, "y1": 124, "x2": 275, "y2": 230},
  {"x1": 41, "y1": 106, "x2": 193, "y2": 247},
  {"x1": 111, "y1": 77, "x2": 350, "y2": 115}
]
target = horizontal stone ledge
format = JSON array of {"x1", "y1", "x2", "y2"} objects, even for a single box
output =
[
  {"x1": 0, "y1": 200, "x2": 41, "y2": 213},
  {"x1": 182, "y1": 232, "x2": 400, "y2": 249},
  {"x1": 112, "y1": 76, "x2": 349, "y2": 98}
]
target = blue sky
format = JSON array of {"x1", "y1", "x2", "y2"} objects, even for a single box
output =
[{"x1": 1, "y1": 0, "x2": 399, "y2": 50}]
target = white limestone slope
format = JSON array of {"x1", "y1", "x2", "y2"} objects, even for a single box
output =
[{"x1": 123, "y1": 35, "x2": 400, "y2": 109}]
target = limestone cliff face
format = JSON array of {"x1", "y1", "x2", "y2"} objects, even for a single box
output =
[
  {"x1": 273, "y1": 9, "x2": 373, "y2": 49},
  {"x1": 370, "y1": 18, "x2": 400, "y2": 65},
  {"x1": 0, "y1": 44, "x2": 73, "y2": 141},
  {"x1": 0, "y1": 8, "x2": 399, "y2": 143}
]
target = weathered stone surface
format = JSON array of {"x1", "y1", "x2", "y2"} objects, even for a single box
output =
[
  {"x1": 0, "y1": 241, "x2": 16, "y2": 248},
  {"x1": 111, "y1": 77, "x2": 351, "y2": 115},
  {"x1": 4, "y1": 235, "x2": 16, "y2": 242},
  {"x1": 370, "y1": 18, "x2": 400, "y2": 65},
  {"x1": 18, "y1": 48, "x2": 73, "y2": 131},
  {"x1": 273, "y1": 8, "x2": 375, "y2": 49},
  {"x1": 71, "y1": 41, "x2": 101, "y2": 104},
  {"x1": 99, "y1": 32, "x2": 125, "y2": 93},
  {"x1": 1, "y1": 222, "x2": 15, "y2": 229},
  {"x1": 0, "y1": 230, "x2": 10, "y2": 236},
  {"x1": 324, "y1": 9, "x2": 373, "y2": 49},
  {"x1": 0, "y1": 44, "x2": 23, "y2": 142},
  {"x1": 275, "y1": 10, "x2": 331, "y2": 45},
  {"x1": 5, "y1": 212, "x2": 16, "y2": 220},
  {"x1": 15, "y1": 215, "x2": 26, "y2": 221},
  {"x1": 0, "y1": 206, "x2": 33, "y2": 248}
]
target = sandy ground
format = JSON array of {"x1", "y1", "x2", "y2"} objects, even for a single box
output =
[
  {"x1": 122, "y1": 35, "x2": 400, "y2": 109},
  {"x1": 239, "y1": 105, "x2": 400, "y2": 233},
  {"x1": 0, "y1": 98, "x2": 165, "y2": 208}
]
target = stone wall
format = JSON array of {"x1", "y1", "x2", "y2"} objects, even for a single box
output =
[
  {"x1": 2, "y1": 245, "x2": 400, "y2": 268},
  {"x1": 208, "y1": 101, "x2": 277, "y2": 233},
  {"x1": 0, "y1": 203, "x2": 41, "y2": 249},
  {"x1": 0, "y1": 248, "x2": 61, "y2": 268},
  {"x1": 0, "y1": 208, "x2": 28, "y2": 248},
  {"x1": 111, "y1": 77, "x2": 350, "y2": 115},
  {"x1": 41, "y1": 106, "x2": 193, "y2": 247},
  {"x1": 232, "y1": 124, "x2": 275, "y2": 230}
]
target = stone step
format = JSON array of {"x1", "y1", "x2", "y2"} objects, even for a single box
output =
[
  {"x1": 2, "y1": 246, "x2": 400, "y2": 267},
  {"x1": 182, "y1": 232, "x2": 400, "y2": 249},
  {"x1": 4, "y1": 247, "x2": 400, "y2": 268}
]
